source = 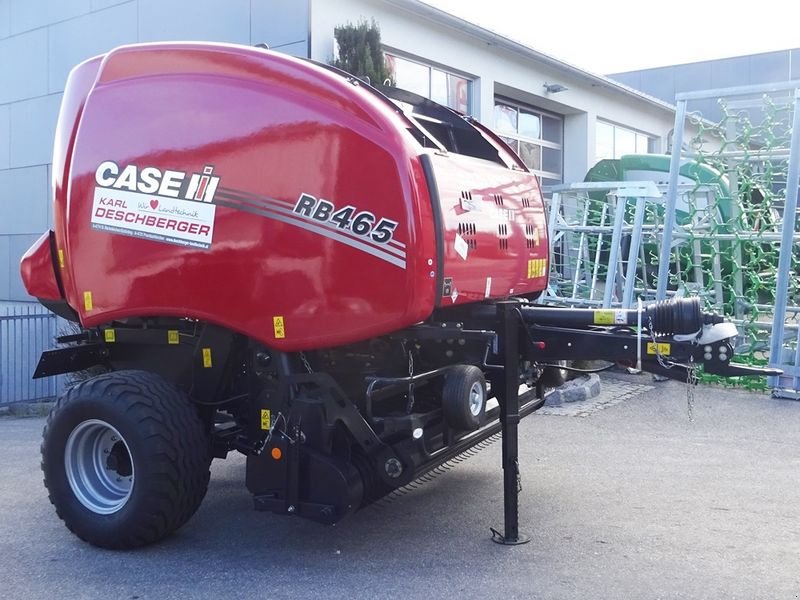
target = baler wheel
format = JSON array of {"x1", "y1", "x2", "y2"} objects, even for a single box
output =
[
  {"x1": 442, "y1": 366, "x2": 487, "y2": 431},
  {"x1": 41, "y1": 370, "x2": 211, "y2": 549}
]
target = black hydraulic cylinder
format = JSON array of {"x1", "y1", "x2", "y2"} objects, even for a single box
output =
[{"x1": 490, "y1": 302, "x2": 530, "y2": 545}]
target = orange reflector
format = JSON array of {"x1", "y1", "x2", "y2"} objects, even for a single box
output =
[{"x1": 271, "y1": 447, "x2": 282, "y2": 460}]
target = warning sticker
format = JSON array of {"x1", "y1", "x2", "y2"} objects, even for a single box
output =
[
  {"x1": 273, "y1": 316, "x2": 286, "y2": 339},
  {"x1": 647, "y1": 342, "x2": 671, "y2": 356},
  {"x1": 454, "y1": 234, "x2": 469, "y2": 261},
  {"x1": 90, "y1": 187, "x2": 216, "y2": 250},
  {"x1": 527, "y1": 258, "x2": 547, "y2": 278},
  {"x1": 260, "y1": 409, "x2": 271, "y2": 431},
  {"x1": 594, "y1": 310, "x2": 615, "y2": 325}
]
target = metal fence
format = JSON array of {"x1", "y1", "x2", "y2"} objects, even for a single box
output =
[
  {"x1": 0, "y1": 304, "x2": 63, "y2": 404},
  {"x1": 543, "y1": 80, "x2": 800, "y2": 398}
]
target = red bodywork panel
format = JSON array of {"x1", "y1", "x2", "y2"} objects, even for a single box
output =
[
  {"x1": 20, "y1": 232, "x2": 61, "y2": 301},
  {"x1": 428, "y1": 152, "x2": 547, "y2": 304},
  {"x1": 21, "y1": 42, "x2": 547, "y2": 350}
]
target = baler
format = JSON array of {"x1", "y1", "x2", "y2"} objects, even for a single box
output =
[{"x1": 20, "y1": 42, "x2": 779, "y2": 549}]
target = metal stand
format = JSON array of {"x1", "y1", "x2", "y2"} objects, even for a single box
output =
[{"x1": 490, "y1": 303, "x2": 531, "y2": 545}]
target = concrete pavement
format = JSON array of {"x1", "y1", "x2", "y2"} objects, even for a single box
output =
[{"x1": 1, "y1": 376, "x2": 798, "y2": 599}]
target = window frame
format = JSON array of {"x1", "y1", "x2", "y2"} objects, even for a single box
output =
[
  {"x1": 494, "y1": 97, "x2": 564, "y2": 183},
  {"x1": 385, "y1": 51, "x2": 474, "y2": 115},
  {"x1": 595, "y1": 119, "x2": 659, "y2": 162}
]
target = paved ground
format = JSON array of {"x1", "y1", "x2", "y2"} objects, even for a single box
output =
[{"x1": 1, "y1": 375, "x2": 799, "y2": 599}]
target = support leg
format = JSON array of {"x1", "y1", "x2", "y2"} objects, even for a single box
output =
[{"x1": 491, "y1": 303, "x2": 531, "y2": 545}]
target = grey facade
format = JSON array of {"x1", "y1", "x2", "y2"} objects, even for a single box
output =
[
  {"x1": 610, "y1": 48, "x2": 800, "y2": 122},
  {"x1": 0, "y1": 0, "x2": 308, "y2": 304}
]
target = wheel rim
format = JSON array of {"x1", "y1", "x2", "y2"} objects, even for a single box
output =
[
  {"x1": 468, "y1": 382, "x2": 485, "y2": 416},
  {"x1": 64, "y1": 419, "x2": 134, "y2": 515}
]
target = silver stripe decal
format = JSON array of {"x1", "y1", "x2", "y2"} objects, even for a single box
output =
[
  {"x1": 214, "y1": 199, "x2": 407, "y2": 269},
  {"x1": 217, "y1": 187, "x2": 408, "y2": 256}
]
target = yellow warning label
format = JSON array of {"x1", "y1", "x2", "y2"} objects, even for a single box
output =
[
  {"x1": 533, "y1": 228, "x2": 540, "y2": 246},
  {"x1": 83, "y1": 291, "x2": 93, "y2": 311},
  {"x1": 57, "y1": 249, "x2": 65, "y2": 269},
  {"x1": 202, "y1": 347, "x2": 213, "y2": 368},
  {"x1": 167, "y1": 330, "x2": 179, "y2": 345},
  {"x1": 273, "y1": 316, "x2": 285, "y2": 339},
  {"x1": 594, "y1": 310, "x2": 615, "y2": 325},
  {"x1": 647, "y1": 342, "x2": 671, "y2": 356},
  {"x1": 528, "y1": 258, "x2": 546, "y2": 278},
  {"x1": 260, "y1": 409, "x2": 271, "y2": 431},
  {"x1": 104, "y1": 329, "x2": 115, "y2": 343}
]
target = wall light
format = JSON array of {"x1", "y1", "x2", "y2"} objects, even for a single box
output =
[{"x1": 543, "y1": 83, "x2": 568, "y2": 94}]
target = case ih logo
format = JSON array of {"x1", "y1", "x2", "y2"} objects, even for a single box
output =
[
  {"x1": 91, "y1": 161, "x2": 218, "y2": 250},
  {"x1": 94, "y1": 161, "x2": 220, "y2": 203}
]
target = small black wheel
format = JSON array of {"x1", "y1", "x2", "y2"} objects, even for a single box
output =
[
  {"x1": 41, "y1": 370, "x2": 211, "y2": 549},
  {"x1": 442, "y1": 365, "x2": 487, "y2": 431}
]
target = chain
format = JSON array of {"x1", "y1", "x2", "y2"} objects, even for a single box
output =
[
  {"x1": 299, "y1": 351, "x2": 314, "y2": 374},
  {"x1": 647, "y1": 316, "x2": 674, "y2": 370},
  {"x1": 406, "y1": 347, "x2": 415, "y2": 414},
  {"x1": 686, "y1": 355, "x2": 697, "y2": 423},
  {"x1": 649, "y1": 316, "x2": 698, "y2": 421}
]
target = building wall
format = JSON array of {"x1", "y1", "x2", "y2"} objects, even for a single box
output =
[
  {"x1": 309, "y1": 0, "x2": 678, "y2": 186},
  {"x1": 610, "y1": 48, "x2": 800, "y2": 122},
  {"x1": 0, "y1": 0, "x2": 308, "y2": 302}
]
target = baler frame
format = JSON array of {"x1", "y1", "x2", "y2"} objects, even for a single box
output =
[{"x1": 32, "y1": 296, "x2": 780, "y2": 544}]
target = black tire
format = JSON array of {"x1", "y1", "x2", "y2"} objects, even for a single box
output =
[
  {"x1": 41, "y1": 370, "x2": 211, "y2": 549},
  {"x1": 442, "y1": 365, "x2": 487, "y2": 431}
]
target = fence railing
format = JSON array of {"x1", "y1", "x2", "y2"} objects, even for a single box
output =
[
  {"x1": 0, "y1": 304, "x2": 63, "y2": 404},
  {"x1": 542, "y1": 80, "x2": 800, "y2": 398}
]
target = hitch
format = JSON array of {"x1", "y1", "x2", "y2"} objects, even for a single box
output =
[{"x1": 513, "y1": 298, "x2": 782, "y2": 381}]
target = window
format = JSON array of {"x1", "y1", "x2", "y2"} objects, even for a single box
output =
[
  {"x1": 386, "y1": 54, "x2": 471, "y2": 114},
  {"x1": 595, "y1": 120, "x2": 658, "y2": 162},
  {"x1": 494, "y1": 99, "x2": 563, "y2": 184}
]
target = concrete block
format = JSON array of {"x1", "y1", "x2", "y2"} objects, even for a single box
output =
[
  {"x1": 10, "y1": 0, "x2": 91, "y2": 36},
  {"x1": 48, "y1": 1, "x2": 137, "y2": 94},
  {"x1": 0, "y1": 166, "x2": 49, "y2": 235},
  {"x1": 0, "y1": 105, "x2": 9, "y2": 169},
  {"x1": 0, "y1": 29, "x2": 48, "y2": 103},
  {"x1": 6, "y1": 401, "x2": 55, "y2": 416},
  {"x1": 8, "y1": 233, "x2": 42, "y2": 300},
  {"x1": 9, "y1": 93, "x2": 62, "y2": 168},
  {"x1": 251, "y1": 0, "x2": 308, "y2": 49},
  {"x1": 544, "y1": 374, "x2": 601, "y2": 406},
  {"x1": 139, "y1": 0, "x2": 250, "y2": 44}
]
